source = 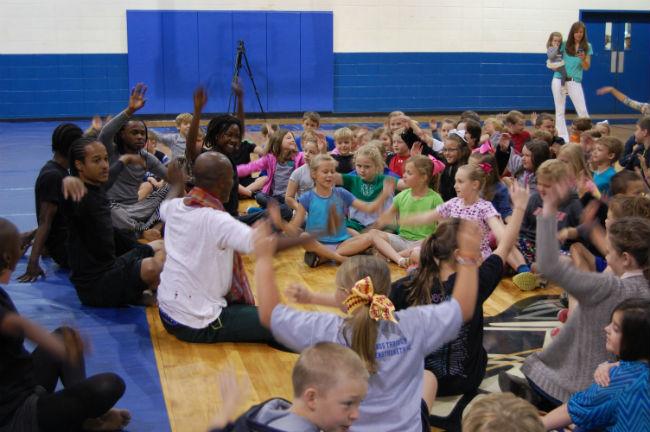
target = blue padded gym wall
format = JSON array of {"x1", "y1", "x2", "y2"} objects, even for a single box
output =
[{"x1": 126, "y1": 10, "x2": 333, "y2": 115}]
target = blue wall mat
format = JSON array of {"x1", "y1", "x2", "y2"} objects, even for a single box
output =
[
  {"x1": 266, "y1": 12, "x2": 301, "y2": 112},
  {"x1": 300, "y1": 12, "x2": 334, "y2": 112},
  {"x1": 333, "y1": 52, "x2": 556, "y2": 112},
  {"x1": 197, "y1": 11, "x2": 234, "y2": 114},
  {"x1": 161, "y1": 11, "x2": 199, "y2": 114},
  {"x1": 0, "y1": 55, "x2": 127, "y2": 119},
  {"x1": 126, "y1": 11, "x2": 165, "y2": 114},
  {"x1": 232, "y1": 12, "x2": 269, "y2": 113}
]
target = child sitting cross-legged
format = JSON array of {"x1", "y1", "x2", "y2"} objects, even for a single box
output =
[
  {"x1": 361, "y1": 155, "x2": 444, "y2": 268},
  {"x1": 277, "y1": 154, "x2": 394, "y2": 267},
  {"x1": 208, "y1": 342, "x2": 369, "y2": 432},
  {"x1": 236, "y1": 129, "x2": 304, "y2": 221},
  {"x1": 284, "y1": 136, "x2": 320, "y2": 212},
  {"x1": 254, "y1": 217, "x2": 482, "y2": 432}
]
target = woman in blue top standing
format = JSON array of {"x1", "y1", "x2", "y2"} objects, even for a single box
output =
[{"x1": 553, "y1": 21, "x2": 592, "y2": 142}]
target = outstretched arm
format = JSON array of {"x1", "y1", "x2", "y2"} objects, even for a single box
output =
[
  {"x1": 98, "y1": 83, "x2": 147, "y2": 159},
  {"x1": 453, "y1": 221, "x2": 481, "y2": 322},
  {"x1": 351, "y1": 178, "x2": 395, "y2": 214},
  {"x1": 492, "y1": 183, "x2": 530, "y2": 261},
  {"x1": 542, "y1": 404, "x2": 571, "y2": 430},
  {"x1": 232, "y1": 79, "x2": 245, "y2": 133},
  {"x1": 186, "y1": 87, "x2": 208, "y2": 164},
  {"x1": 397, "y1": 209, "x2": 442, "y2": 227},
  {"x1": 253, "y1": 221, "x2": 279, "y2": 328}
]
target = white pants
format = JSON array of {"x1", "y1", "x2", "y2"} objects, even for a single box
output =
[{"x1": 552, "y1": 78, "x2": 589, "y2": 142}]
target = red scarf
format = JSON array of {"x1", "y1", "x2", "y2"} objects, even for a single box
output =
[{"x1": 183, "y1": 187, "x2": 255, "y2": 305}]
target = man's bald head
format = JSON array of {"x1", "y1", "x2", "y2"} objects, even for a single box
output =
[{"x1": 193, "y1": 152, "x2": 234, "y2": 202}]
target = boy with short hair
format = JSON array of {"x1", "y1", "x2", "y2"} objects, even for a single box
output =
[
  {"x1": 624, "y1": 116, "x2": 650, "y2": 173},
  {"x1": 296, "y1": 111, "x2": 335, "y2": 152},
  {"x1": 591, "y1": 136, "x2": 623, "y2": 197},
  {"x1": 209, "y1": 342, "x2": 369, "y2": 432},
  {"x1": 504, "y1": 111, "x2": 531, "y2": 154},
  {"x1": 158, "y1": 112, "x2": 192, "y2": 159},
  {"x1": 331, "y1": 127, "x2": 355, "y2": 173},
  {"x1": 570, "y1": 117, "x2": 593, "y2": 143}
]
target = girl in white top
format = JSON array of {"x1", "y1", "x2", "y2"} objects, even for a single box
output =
[{"x1": 252, "y1": 219, "x2": 481, "y2": 432}]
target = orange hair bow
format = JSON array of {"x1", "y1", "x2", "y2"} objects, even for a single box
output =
[{"x1": 343, "y1": 277, "x2": 398, "y2": 323}]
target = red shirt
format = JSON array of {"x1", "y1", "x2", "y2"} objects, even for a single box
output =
[
  {"x1": 512, "y1": 131, "x2": 531, "y2": 154},
  {"x1": 389, "y1": 154, "x2": 409, "y2": 177}
]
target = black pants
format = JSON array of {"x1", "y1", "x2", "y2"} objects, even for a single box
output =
[
  {"x1": 254, "y1": 193, "x2": 293, "y2": 221},
  {"x1": 160, "y1": 305, "x2": 288, "y2": 351},
  {"x1": 33, "y1": 328, "x2": 125, "y2": 432}
]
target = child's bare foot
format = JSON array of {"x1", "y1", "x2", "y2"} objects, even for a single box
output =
[
  {"x1": 142, "y1": 229, "x2": 162, "y2": 242},
  {"x1": 83, "y1": 408, "x2": 131, "y2": 431}
]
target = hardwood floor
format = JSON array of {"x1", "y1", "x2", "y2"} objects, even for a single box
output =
[{"x1": 147, "y1": 198, "x2": 562, "y2": 432}]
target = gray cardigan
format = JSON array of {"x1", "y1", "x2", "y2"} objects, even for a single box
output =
[{"x1": 521, "y1": 214, "x2": 649, "y2": 402}]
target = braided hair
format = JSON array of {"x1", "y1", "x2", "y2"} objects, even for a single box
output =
[
  {"x1": 115, "y1": 119, "x2": 148, "y2": 154},
  {"x1": 204, "y1": 115, "x2": 242, "y2": 152},
  {"x1": 52, "y1": 123, "x2": 83, "y2": 156},
  {"x1": 68, "y1": 137, "x2": 100, "y2": 177}
]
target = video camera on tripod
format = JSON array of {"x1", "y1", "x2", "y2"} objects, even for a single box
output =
[{"x1": 228, "y1": 40, "x2": 265, "y2": 115}]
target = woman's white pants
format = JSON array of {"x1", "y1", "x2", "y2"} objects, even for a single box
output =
[{"x1": 552, "y1": 77, "x2": 589, "y2": 142}]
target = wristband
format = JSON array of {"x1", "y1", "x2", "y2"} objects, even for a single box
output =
[{"x1": 456, "y1": 253, "x2": 480, "y2": 266}]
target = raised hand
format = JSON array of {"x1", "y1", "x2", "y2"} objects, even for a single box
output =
[
  {"x1": 410, "y1": 141, "x2": 423, "y2": 156},
  {"x1": 284, "y1": 283, "x2": 314, "y2": 304},
  {"x1": 127, "y1": 83, "x2": 147, "y2": 115},
  {"x1": 456, "y1": 220, "x2": 481, "y2": 259},
  {"x1": 193, "y1": 86, "x2": 208, "y2": 113},
  {"x1": 509, "y1": 182, "x2": 530, "y2": 211},
  {"x1": 542, "y1": 178, "x2": 572, "y2": 216},
  {"x1": 530, "y1": 112, "x2": 538, "y2": 126},
  {"x1": 498, "y1": 132, "x2": 511, "y2": 151},
  {"x1": 209, "y1": 368, "x2": 251, "y2": 429}
]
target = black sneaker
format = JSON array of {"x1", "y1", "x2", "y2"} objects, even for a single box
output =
[
  {"x1": 498, "y1": 371, "x2": 535, "y2": 402},
  {"x1": 303, "y1": 251, "x2": 321, "y2": 268}
]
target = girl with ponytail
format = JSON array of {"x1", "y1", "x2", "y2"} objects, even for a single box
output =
[
  {"x1": 253, "y1": 218, "x2": 482, "y2": 432},
  {"x1": 390, "y1": 182, "x2": 530, "y2": 398}
]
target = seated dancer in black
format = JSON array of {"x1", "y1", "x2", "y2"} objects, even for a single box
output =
[
  {"x1": 63, "y1": 137, "x2": 165, "y2": 307},
  {"x1": 19, "y1": 123, "x2": 83, "y2": 282},
  {"x1": 0, "y1": 218, "x2": 130, "y2": 432}
]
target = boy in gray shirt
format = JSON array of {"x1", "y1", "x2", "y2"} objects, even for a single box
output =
[
  {"x1": 208, "y1": 342, "x2": 369, "y2": 432},
  {"x1": 157, "y1": 112, "x2": 192, "y2": 159}
]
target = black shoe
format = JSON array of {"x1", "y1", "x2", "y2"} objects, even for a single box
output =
[
  {"x1": 140, "y1": 289, "x2": 157, "y2": 307},
  {"x1": 498, "y1": 371, "x2": 535, "y2": 402},
  {"x1": 304, "y1": 251, "x2": 321, "y2": 268}
]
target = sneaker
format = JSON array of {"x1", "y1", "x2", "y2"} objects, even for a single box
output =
[
  {"x1": 246, "y1": 206, "x2": 263, "y2": 215},
  {"x1": 303, "y1": 251, "x2": 321, "y2": 268},
  {"x1": 140, "y1": 289, "x2": 157, "y2": 307},
  {"x1": 498, "y1": 371, "x2": 534, "y2": 401},
  {"x1": 513, "y1": 271, "x2": 539, "y2": 291}
]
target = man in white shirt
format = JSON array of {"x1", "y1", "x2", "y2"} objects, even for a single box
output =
[{"x1": 156, "y1": 152, "x2": 279, "y2": 345}]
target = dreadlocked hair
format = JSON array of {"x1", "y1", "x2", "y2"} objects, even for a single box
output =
[
  {"x1": 204, "y1": 115, "x2": 242, "y2": 151},
  {"x1": 404, "y1": 219, "x2": 460, "y2": 306},
  {"x1": 115, "y1": 119, "x2": 148, "y2": 154},
  {"x1": 69, "y1": 137, "x2": 100, "y2": 177},
  {"x1": 52, "y1": 123, "x2": 83, "y2": 156}
]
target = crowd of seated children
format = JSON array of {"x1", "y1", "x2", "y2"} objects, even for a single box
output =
[
  {"x1": 295, "y1": 111, "x2": 335, "y2": 152},
  {"x1": 13, "y1": 71, "x2": 650, "y2": 432}
]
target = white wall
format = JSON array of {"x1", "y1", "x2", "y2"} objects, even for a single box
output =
[{"x1": 1, "y1": 0, "x2": 648, "y2": 54}]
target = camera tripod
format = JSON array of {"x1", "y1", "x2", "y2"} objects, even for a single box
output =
[{"x1": 228, "y1": 40, "x2": 265, "y2": 115}]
